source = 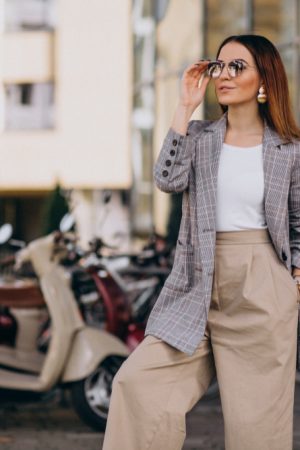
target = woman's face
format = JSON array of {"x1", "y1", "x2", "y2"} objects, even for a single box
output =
[{"x1": 213, "y1": 42, "x2": 261, "y2": 108}]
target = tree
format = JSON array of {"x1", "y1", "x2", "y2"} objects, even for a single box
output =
[{"x1": 41, "y1": 183, "x2": 69, "y2": 234}]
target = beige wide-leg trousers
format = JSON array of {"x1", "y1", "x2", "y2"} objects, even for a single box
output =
[{"x1": 102, "y1": 229, "x2": 299, "y2": 450}]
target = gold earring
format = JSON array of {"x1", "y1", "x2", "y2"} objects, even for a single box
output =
[{"x1": 257, "y1": 86, "x2": 267, "y2": 104}]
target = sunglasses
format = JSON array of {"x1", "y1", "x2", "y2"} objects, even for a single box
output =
[{"x1": 206, "y1": 59, "x2": 256, "y2": 79}]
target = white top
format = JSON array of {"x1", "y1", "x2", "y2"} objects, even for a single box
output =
[{"x1": 216, "y1": 143, "x2": 267, "y2": 231}]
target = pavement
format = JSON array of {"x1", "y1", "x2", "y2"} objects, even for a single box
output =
[{"x1": 0, "y1": 382, "x2": 299, "y2": 450}]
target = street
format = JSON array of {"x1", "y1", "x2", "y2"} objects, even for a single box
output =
[{"x1": 0, "y1": 383, "x2": 299, "y2": 450}]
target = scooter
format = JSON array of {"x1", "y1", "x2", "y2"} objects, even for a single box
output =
[
  {"x1": 0, "y1": 225, "x2": 129, "y2": 431},
  {"x1": 52, "y1": 222, "x2": 223, "y2": 400},
  {"x1": 55, "y1": 231, "x2": 171, "y2": 351}
]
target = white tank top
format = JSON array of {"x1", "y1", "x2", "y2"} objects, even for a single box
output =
[{"x1": 216, "y1": 143, "x2": 267, "y2": 231}]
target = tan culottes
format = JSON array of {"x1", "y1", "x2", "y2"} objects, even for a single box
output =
[{"x1": 102, "y1": 229, "x2": 299, "y2": 450}]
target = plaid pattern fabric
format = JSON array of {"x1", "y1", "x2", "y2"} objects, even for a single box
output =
[
  {"x1": 145, "y1": 112, "x2": 300, "y2": 356},
  {"x1": 296, "y1": 311, "x2": 300, "y2": 372}
]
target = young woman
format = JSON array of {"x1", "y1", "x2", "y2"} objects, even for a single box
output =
[{"x1": 102, "y1": 34, "x2": 300, "y2": 450}]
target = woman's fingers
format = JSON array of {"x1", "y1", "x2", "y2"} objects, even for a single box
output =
[
  {"x1": 183, "y1": 60, "x2": 210, "y2": 83},
  {"x1": 185, "y1": 60, "x2": 210, "y2": 74},
  {"x1": 198, "y1": 74, "x2": 210, "y2": 94},
  {"x1": 179, "y1": 60, "x2": 211, "y2": 106}
]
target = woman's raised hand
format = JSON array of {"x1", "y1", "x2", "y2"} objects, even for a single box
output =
[
  {"x1": 179, "y1": 60, "x2": 211, "y2": 111},
  {"x1": 171, "y1": 60, "x2": 211, "y2": 135}
]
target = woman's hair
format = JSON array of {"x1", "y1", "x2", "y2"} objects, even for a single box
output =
[{"x1": 216, "y1": 34, "x2": 300, "y2": 141}]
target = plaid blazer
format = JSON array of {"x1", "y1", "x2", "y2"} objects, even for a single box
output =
[{"x1": 145, "y1": 112, "x2": 300, "y2": 355}]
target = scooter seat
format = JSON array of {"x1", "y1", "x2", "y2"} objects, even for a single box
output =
[{"x1": 0, "y1": 279, "x2": 45, "y2": 308}]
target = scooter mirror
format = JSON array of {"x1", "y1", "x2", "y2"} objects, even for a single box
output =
[
  {"x1": 0, "y1": 223, "x2": 13, "y2": 244},
  {"x1": 59, "y1": 213, "x2": 75, "y2": 233}
]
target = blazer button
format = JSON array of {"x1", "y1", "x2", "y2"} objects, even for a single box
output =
[
  {"x1": 172, "y1": 139, "x2": 178, "y2": 146},
  {"x1": 162, "y1": 170, "x2": 169, "y2": 177},
  {"x1": 166, "y1": 160, "x2": 171, "y2": 167},
  {"x1": 282, "y1": 250, "x2": 287, "y2": 261},
  {"x1": 170, "y1": 149, "x2": 176, "y2": 156}
]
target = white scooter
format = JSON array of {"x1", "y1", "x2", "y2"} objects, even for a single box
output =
[{"x1": 0, "y1": 221, "x2": 129, "y2": 431}]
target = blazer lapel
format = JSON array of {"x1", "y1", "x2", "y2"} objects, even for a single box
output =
[
  {"x1": 198, "y1": 114, "x2": 227, "y2": 232},
  {"x1": 203, "y1": 113, "x2": 227, "y2": 168},
  {"x1": 262, "y1": 124, "x2": 289, "y2": 233}
]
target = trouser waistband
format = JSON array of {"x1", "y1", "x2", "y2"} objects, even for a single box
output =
[{"x1": 216, "y1": 228, "x2": 271, "y2": 245}]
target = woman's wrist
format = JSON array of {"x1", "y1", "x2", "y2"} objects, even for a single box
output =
[{"x1": 171, "y1": 104, "x2": 195, "y2": 135}]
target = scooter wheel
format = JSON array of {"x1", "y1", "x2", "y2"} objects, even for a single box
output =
[{"x1": 70, "y1": 355, "x2": 126, "y2": 431}]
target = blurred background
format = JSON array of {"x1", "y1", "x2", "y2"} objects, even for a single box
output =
[
  {"x1": 0, "y1": 0, "x2": 299, "y2": 249},
  {"x1": 0, "y1": 2, "x2": 299, "y2": 448}
]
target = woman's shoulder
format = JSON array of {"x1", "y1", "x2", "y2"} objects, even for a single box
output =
[
  {"x1": 187, "y1": 119, "x2": 214, "y2": 139},
  {"x1": 187, "y1": 113, "x2": 227, "y2": 140},
  {"x1": 285, "y1": 139, "x2": 300, "y2": 167},
  {"x1": 287, "y1": 138, "x2": 300, "y2": 152},
  {"x1": 291, "y1": 138, "x2": 300, "y2": 148}
]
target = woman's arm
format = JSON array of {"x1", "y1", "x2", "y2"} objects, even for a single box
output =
[
  {"x1": 154, "y1": 118, "x2": 197, "y2": 193},
  {"x1": 154, "y1": 61, "x2": 210, "y2": 194}
]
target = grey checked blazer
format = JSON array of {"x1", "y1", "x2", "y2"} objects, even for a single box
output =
[{"x1": 145, "y1": 112, "x2": 300, "y2": 355}]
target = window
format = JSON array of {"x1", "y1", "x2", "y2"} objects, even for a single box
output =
[
  {"x1": 4, "y1": 0, "x2": 56, "y2": 32},
  {"x1": 4, "y1": 82, "x2": 55, "y2": 130}
]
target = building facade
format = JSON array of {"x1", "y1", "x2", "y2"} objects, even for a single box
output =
[
  {"x1": 0, "y1": 0, "x2": 132, "y2": 246},
  {"x1": 0, "y1": 0, "x2": 299, "y2": 244}
]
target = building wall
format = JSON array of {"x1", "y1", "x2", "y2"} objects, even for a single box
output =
[
  {"x1": 0, "y1": 0, "x2": 132, "y2": 191},
  {"x1": 1, "y1": 0, "x2": 299, "y2": 244}
]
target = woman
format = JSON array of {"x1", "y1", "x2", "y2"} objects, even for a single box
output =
[{"x1": 102, "y1": 34, "x2": 300, "y2": 450}]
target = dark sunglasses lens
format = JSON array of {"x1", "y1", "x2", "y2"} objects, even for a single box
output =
[
  {"x1": 228, "y1": 60, "x2": 245, "y2": 77},
  {"x1": 207, "y1": 62, "x2": 222, "y2": 78}
]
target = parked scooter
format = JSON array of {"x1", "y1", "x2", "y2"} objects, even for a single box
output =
[
  {"x1": 0, "y1": 224, "x2": 129, "y2": 431},
  {"x1": 36, "y1": 214, "x2": 222, "y2": 402},
  {"x1": 50, "y1": 220, "x2": 222, "y2": 400},
  {"x1": 53, "y1": 230, "x2": 171, "y2": 351}
]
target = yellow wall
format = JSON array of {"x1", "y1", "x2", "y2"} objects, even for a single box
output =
[{"x1": 0, "y1": 0, "x2": 132, "y2": 191}]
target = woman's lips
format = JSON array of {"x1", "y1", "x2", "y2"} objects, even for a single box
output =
[{"x1": 218, "y1": 86, "x2": 235, "y2": 92}]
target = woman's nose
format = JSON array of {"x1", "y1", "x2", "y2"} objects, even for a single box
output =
[{"x1": 219, "y1": 65, "x2": 231, "y2": 80}]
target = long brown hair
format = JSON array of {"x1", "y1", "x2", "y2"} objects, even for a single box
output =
[{"x1": 216, "y1": 34, "x2": 300, "y2": 141}]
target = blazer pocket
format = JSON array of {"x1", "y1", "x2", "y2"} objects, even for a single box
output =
[{"x1": 164, "y1": 240, "x2": 194, "y2": 292}]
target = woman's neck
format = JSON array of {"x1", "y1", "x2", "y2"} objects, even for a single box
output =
[
  {"x1": 225, "y1": 104, "x2": 264, "y2": 147},
  {"x1": 227, "y1": 104, "x2": 263, "y2": 132}
]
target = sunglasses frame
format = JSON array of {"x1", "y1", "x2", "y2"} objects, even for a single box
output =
[{"x1": 206, "y1": 59, "x2": 256, "y2": 79}]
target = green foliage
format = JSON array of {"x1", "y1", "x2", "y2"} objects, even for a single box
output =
[{"x1": 41, "y1": 184, "x2": 69, "y2": 234}]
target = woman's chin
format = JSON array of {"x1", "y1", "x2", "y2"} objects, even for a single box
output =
[
  {"x1": 218, "y1": 100, "x2": 228, "y2": 106},
  {"x1": 216, "y1": 95, "x2": 237, "y2": 106}
]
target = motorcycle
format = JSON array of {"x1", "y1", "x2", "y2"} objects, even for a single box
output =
[
  {"x1": 51, "y1": 224, "x2": 222, "y2": 401},
  {"x1": 0, "y1": 224, "x2": 129, "y2": 431}
]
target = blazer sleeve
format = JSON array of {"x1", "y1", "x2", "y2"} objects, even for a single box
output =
[
  {"x1": 153, "y1": 120, "x2": 205, "y2": 193},
  {"x1": 288, "y1": 144, "x2": 300, "y2": 268}
]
